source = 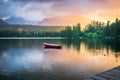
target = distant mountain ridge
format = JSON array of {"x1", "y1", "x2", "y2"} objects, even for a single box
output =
[
  {"x1": 0, "y1": 19, "x2": 65, "y2": 32},
  {"x1": 5, "y1": 17, "x2": 28, "y2": 24},
  {"x1": 0, "y1": 19, "x2": 9, "y2": 26}
]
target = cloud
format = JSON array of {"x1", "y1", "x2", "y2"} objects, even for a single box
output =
[
  {"x1": 0, "y1": 0, "x2": 56, "y2": 24},
  {"x1": 0, "y1": 0, "x2": 9, "y2": 3},
  {"x1": 9, "y1": 0, "x2": 65, "y2": 2},
  {"x1": 13, "y1": 3, "x2": 46, "y2": 22},
  {"x1": 1, "y1": 16, "x2": 11, "y2": 21},
  {"x1": 7, "y1": 0, "x2": 68, "y2": 23},
  {"x1": 0, "y1": 0, "x2": 120, "y2": 26},
  {"x1": 40, "y1": 16, "x2": 89, "y2": 26}
]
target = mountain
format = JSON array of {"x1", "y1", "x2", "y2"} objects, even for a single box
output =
[
  {"x1": 5, "y1": 17, "x2": 28, "y2": 24},
  {"x1": 0, "y1": 19, "x2": 9, "y2": 26},
  {"x1": 0, "y1": 19, "x2": 65, "y2": 32}
]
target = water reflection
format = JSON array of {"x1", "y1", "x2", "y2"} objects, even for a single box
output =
[
  {"x1": 0, "y1": 49, "x2": 43, "y2": 73},
  {"x1": 60, "y1": 39, "x2": 81, "y2": 52},
  {"x1": 0, "y1": 39, "x2": 120, "y2": 80}
]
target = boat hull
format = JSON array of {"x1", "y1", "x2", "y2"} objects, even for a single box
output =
[{"x1": 43, "y1": 43, "x2": 62, "y2": 49}]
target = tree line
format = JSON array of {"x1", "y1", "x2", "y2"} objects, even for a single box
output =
[
  {"x1": 0, "y1": 30, "x2": 61, "y2": 37},
  {"x1": 84, "y1": 18, "x2": 120, "y2": 38},
  {"x1": 0, "y1": 18, "x2": 120, "y2": 39}
]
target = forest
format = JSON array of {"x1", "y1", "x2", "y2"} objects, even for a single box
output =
[{"x1": 0, "y1": 18, "x2": 120, "y2": 39}]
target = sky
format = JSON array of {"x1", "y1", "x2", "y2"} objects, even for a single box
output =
[{"x1": 0, "y1": 0, "x2": 120, "y2": 27}]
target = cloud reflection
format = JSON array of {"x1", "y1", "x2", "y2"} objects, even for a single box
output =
[
  {"x1": 15, "y1": 50, "x2": 44, "y2": 68},
  {"x1": 0, "y1": 49, "x2": 50, "y2": 74}
]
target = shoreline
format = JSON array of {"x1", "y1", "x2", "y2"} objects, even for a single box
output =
[
  {"x1": 0, "y1": 37, "x2": 119, "y2": 40},
  {"x1": 0, "y1": 37, "x2": 66, "y2": 39}
]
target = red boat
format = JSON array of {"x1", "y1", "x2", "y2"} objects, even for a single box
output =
[{"x1": 43, "y1": 43, "x2": 62, "y2": 49}]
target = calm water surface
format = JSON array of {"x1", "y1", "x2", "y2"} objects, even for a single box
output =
[{"x1": 0, "y1": 39, "x2": 120, "y2": 80}]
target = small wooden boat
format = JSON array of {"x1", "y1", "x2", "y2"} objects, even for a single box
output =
[{"x1": 43, "y1": 43, "x2": 62, "y2": 49}]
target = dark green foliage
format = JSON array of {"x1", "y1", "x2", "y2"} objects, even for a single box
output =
[
  {"x1": 60, "y1": 26, "x2": 72, "y2": 38},
  {"x1": 0, "y1": 18, "x2": 120, "y2": 39},
  {"x1": 84, "y1": 18, "x2": 120, "y2": 38},
  {"x1": 0, "y1": 30, "x2": 61, "y2": 37},
  {"x1": 60, "y1": 23, "x2": 81, "y2": 39},
  {"x1": 61, "y1": 26, "x2": 72, "y2": 39},
  {"x1": 84, "y1": 21, "x2": 104, "y2": 38},
  {"x1": 103, "y1": 18, "x2": 120, "y2": 38},
  {"x1": 72, "y1": 23, "x2": 81, "y2": 39}
]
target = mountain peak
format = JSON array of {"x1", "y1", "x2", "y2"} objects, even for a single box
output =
[{"x1": 0, "y1": 19, "x2": 9, "y2": 26}]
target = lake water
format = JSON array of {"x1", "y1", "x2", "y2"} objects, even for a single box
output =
[{"x1": 0, "y1": 39, "x2": 120, "y2": 80}]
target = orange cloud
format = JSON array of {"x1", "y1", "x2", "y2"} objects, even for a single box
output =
[
  {"x1": 40, "y1": 15, "x2": 90, "y2": 27},
  {"x1": 1, "y1": 0, "x2": 120, "y2": 27}
]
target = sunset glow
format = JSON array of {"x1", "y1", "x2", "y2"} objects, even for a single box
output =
[{"x1": 0, "y1": 0, "x2": 120, "y2": 28}]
